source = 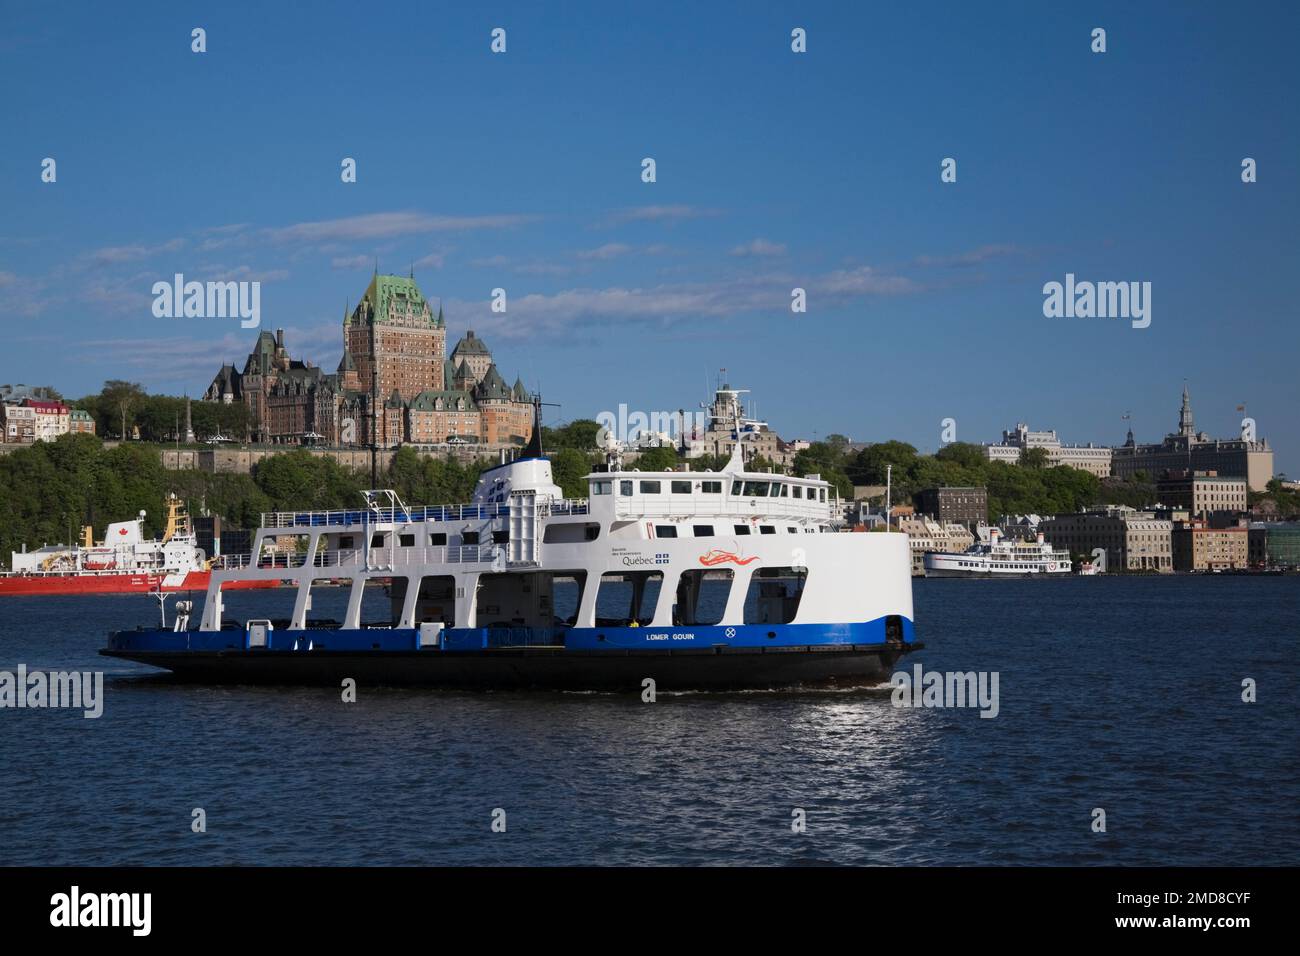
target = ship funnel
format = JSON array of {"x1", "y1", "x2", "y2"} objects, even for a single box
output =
[{"x1": 1037, "y1": 532, "x2": 1045, "y2": 544}]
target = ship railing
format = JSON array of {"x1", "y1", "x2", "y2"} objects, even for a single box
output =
[
  {"x1": 214, "y1": 545, "x2": 505, "y2": 573},
  {"x1": 260, "y1": 498, "x2": 589, "y2": 529},
  {"x1": 363, "y1": 545, "x2": 501, "y2": 567}
]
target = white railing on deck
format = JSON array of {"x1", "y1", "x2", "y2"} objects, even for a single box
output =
[
  {"x1": 214, "y1": 544, "x2": 502, "y2": 572},
  {"x1": 260, "y1": 499, "x2": 589, "y2": 529}
]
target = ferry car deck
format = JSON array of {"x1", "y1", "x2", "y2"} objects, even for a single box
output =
[{"x1": 105, "y1": 441, "x2": 918, "y2": 690}]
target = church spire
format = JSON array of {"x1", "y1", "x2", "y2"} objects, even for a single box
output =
[{"x1": 1179, "y1": 382, "x2": 1194, "y2": 438}]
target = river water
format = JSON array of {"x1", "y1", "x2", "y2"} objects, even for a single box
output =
[{"x1": 0, "y1": 575, "x2": 1295, "y2": 865}]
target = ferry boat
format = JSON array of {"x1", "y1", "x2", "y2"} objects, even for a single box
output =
[
  {"x1": 923, "y1": 529, "x2": 1071, "y2": 578},
  {"x1": 0, "y1": 495, "x2": 275, "y2": 596},
  {"x1": 103, "y1": 403, "x2": 918, "y2": 690}
]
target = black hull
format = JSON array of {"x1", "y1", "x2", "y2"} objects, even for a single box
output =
[{"x1": 101, "y1": 644, "x2": 918, "y2": 691}]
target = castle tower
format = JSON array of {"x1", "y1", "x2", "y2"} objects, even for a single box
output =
[{"x1": 343, "y1": 274, "x2": 446, "y2": 445}]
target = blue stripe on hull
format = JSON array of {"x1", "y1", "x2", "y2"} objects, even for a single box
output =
[{"x1": 107, "y1": 616, "x2": 915, "y2": 655}]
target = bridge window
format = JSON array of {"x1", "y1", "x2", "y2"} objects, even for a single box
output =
[
  {"x1": 792, "y1": 486, "x2": 803, "y2": 499},
  {"x1": 701, "y1": 481, "x2": 721, "y2": 494},
  {"x1": 674, "y1": 569, "x2": 733, "y2": 625},
  {"x1": 592, "y1": 480, "x2": 612, "y2": 495},
  {"x1": 429, "y1": 532, "x2": 447, "y2": 546},
  {"x1": 733, "y1": 524, "x2": 751, "y2": 535},
  {"x1": 671, "y1": 480, "x2": 691, "y2": 494},
  {"x1": 693, "y1": 524, "x2": 714, "y2": 537},
  {"x1": 619, "y1": 480, "x2": 633, "y2": 496},
  {"x1": 639, "y1": 480, "x2": 661, "y2": 494},
  {"x1": 655, "y1": 525, "x2": 678, "y2": 538},
  {"x1": 759, "y1": 526, "x2": 776, "y2": 535},
  {"x1": 741, "y1": 481, "x2": 769, "y2": 497},
  {"x1": 398, "y1": 533, "x2": 416, "y2": 547},
  {"x1": 743, "y1": 567, "x2": 807, "y2": 625}
]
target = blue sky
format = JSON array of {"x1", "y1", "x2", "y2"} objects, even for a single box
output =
[{"x1": 2, "y1": 1, "x2": 1297, "y2": 472}]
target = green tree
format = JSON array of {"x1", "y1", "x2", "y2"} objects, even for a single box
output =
[
  {"x1": 1021, "y1": 447, "x2": 1050, "y2": 469},
  {"x1": 846, "y1": 440, "x2": 917, "y2": 485},
  {"x1": 631, "y1": 446, "x2": 681, "y2": 472},
  {"x1": 98, "y1": 380, "x2": 149, "y2": 440},
  {"x1": 550, "y1": 448, "x2": 597, "y2": 498},
  {"x1": 543, "y1": 419, "x2": 603, "y2": 451}
]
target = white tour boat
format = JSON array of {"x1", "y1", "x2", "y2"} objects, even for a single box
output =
[{"x1": 923, "y1": 529, "x2": 1071, "y2": 578}]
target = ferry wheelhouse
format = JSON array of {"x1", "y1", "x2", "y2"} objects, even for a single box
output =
[{"x1": 105, "y1": 412, "x2": 918, "y2": 689}]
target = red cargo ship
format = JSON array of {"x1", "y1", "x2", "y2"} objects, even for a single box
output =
[{"x1": 0, "y1": 496, "x2": 277, "y2": 596}]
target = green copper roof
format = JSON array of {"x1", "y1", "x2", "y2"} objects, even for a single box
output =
[
  {"x1": 407, "y1": 389, "x2": 479, "y2": 412},
  {"x1": 345, "y1": 274, "x2": 442, "y2": 329}
]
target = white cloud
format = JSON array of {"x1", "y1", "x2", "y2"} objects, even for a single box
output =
[
  {"x1": 264, "y1": 211, "x2": 538, "y2": 243},
  {"x1": 88, "y1": 238, "x2": 186, "y2": 266},
  {"x1": 577, "y1": 242, "x2": 632, "y2": 260},
  {"x1": 603, "y1": 205, "x2": 722, "y2": 225},
  {"x1": 913, "y1": 244, "x2": 1021, "y2": 267},
  {"x1": 730, "y1": 238, "x2": 786, "y2": 258}
]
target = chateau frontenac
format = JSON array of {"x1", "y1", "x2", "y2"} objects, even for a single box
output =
[{"x1": 203, "y1": 274, "x2": 534, "y2": 449}]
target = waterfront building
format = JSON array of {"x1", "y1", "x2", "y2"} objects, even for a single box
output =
[
  {"x1": 913, "y1": 486, "x2": 988, "y2": 527},
  {"x1": 1156, "y1": 470, "x2": 1248, "y2": 518},
  {"x1": 896, "y1": 515, "x2": 975, "y2": 576},
  {"x1": 1111, "y1": 385, "x2": 1273, "y2": 491},
  {"x1": 1248, "y1": 522, "x2": 1300, "y2": 568},
  {"x1": 983, "y1": 423, "x2": 1113, "y2": 477},
  {"x1": 1172, "y1": 518, "x2": 1249, "y2": 571},
  {"x1": 1040, "y1": 506, "x2": 1173, "y2": 572},
  {"x1": 997, "y1": 514, "x2": 1044, "y2": 540}
]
